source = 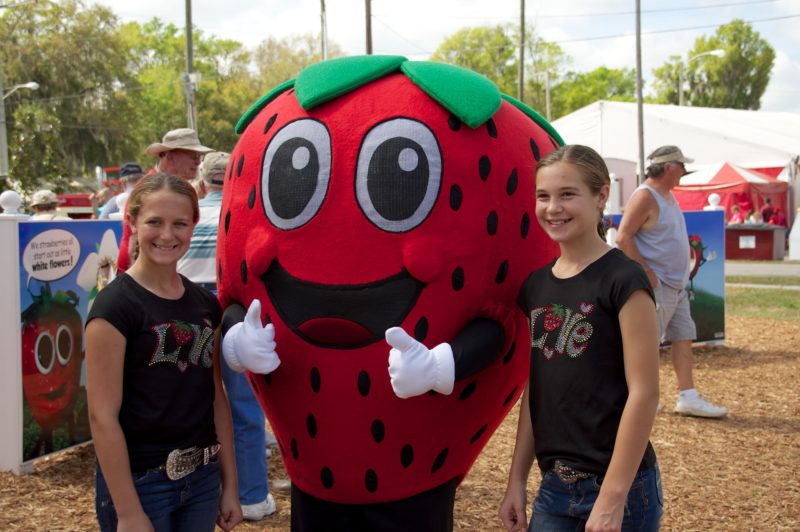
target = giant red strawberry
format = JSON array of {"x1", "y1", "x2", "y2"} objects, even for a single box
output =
[
  {"x1": 217, "y1": 56, "x2": 561, "y2": 504},
  {"x1": 21, "y1": 284, "x2": 83, "y2": 431}
]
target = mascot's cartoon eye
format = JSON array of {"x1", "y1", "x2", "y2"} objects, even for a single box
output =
[
  {"x1": 261, "y1": 118, "x2": 331, "y2": 230},
  {"x1": 35, "y1": 332, "x2": 55, "y2": 375},
  {"x1": 56, "y1": 325, "x2": 73, "y2": 366},
  {"x1": 355, "y1": 118, "x2": 442, "y2": 232}
]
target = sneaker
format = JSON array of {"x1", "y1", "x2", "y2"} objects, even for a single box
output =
[
  {"x1": 271, "y1": 478, "x2": 292, "y2": 496},
  {"x1": 242, "y1": 494, "x2": 276, "y2": 521},
  {"x1": 675, "y1": 395, "x2": 727, "y2": 418}
]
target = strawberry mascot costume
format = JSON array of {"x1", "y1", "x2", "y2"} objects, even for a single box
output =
[{"x1": 218, "y1": 56, "x2": 561, "y2": 530}]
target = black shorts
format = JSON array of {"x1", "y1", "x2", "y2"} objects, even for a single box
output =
[{"x1": 290, "y1": 477, "x2": 460, "y2": 532}]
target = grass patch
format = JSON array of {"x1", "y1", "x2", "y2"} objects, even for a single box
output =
[
  {"x1": 726, "y1": 286, "x2": 800, "y2": 321},
  {"x1": 727, "y1": 275, "x2": 800, "y2": 286}
]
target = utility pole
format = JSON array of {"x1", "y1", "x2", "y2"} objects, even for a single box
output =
[
  {"x1": 518, "y1": 0, "x2": 524, "y2": 102},
  {"x1": 183, "y1": 0, "x2": 198, "y2": 131},
  {"x1": 365, "y1": 0, "x2": 372, "y2": 55},
  {"x1": 320, "y1": 0, "x2": 328, "y2": 60},
  {"x1": 0, "y1": 67, "x2": 9, "y2": 180},
  {"x1": 634, "y1": 0, "x2": 645, "y2": 185}
]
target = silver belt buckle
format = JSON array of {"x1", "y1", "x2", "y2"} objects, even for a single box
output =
[{"x1": 166, "y1": 447, "x2": 200, "y2": 481}]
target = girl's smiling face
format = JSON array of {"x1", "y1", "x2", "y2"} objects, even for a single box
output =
[
  {"x1": 535, "y1": 161, "x2": 608, "y2": 245},
  {"x1": 130, "y1": 189, "x2": 196, "y2": 267}
]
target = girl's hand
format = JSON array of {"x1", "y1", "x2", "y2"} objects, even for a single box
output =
[
  {"x1": 585, "y1": 497, "x2": 624, "y2": 532},
  {"x1": 216, "y1": 487, "x2": 243, "y2": 531},
  {"x1": 117, "y1": 511, "x2": 154, "y2": 532},
  {"x1": 499, "y1": 485, "x2": 528, "y2": 532}
]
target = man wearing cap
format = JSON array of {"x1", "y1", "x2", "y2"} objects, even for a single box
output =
[
  {"x1": 616, "y1": 145, "x2": 727, "y2": 419},
  {"x1": 116, "y1": 128, "x2": 213, "y2": 271},
  {"x1": 98, "y1": 162, "x2": 144, "y2": 219},
  {"x1": 29, "y1": 189, "x2": 70, "y2": 221},
  {"x1": 177, "y1": 152, "x2": 278, "y2": 521}
]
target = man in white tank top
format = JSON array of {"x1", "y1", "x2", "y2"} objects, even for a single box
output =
[{"x1": 616, "y1": 146, "x2": 727, "y2": 419}]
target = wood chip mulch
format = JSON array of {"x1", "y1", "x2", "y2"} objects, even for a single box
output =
[{"x1": 1, "y1": 315, "x2": 797, "y2": 531}]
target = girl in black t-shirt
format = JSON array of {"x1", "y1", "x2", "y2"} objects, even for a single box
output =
[
  {"x1": 499, "y1": 146, "x2": 662, "y2": 531},
  {"x1": 86, "y1": 173, "x2": 242, "y2": 532}
]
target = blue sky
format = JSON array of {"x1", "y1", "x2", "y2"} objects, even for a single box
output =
[{"x1": 94, "y1": 0, "x2": 800, "y2": 113}]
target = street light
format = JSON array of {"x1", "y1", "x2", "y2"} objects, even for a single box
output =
[
  {"x1": 678, "y1": 49, "x2": 724, "y2": 106},
  {"x1": 1, "y1": 78, "x2": 40, "y2": 179}
]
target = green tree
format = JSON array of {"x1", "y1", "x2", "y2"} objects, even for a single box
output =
[
  {"x1": 652, "y1": 19, "x2": 775, "y2": 109},
  {"x1": 550, "y1": 66, "x2": 636, "y2": 119},
  {"x1": 524, "y1": 37, "x2": 569, "y2": 119},
  {"x1": 1, "y1": 0, "x2": 138, "y2": 191},
  {"x1": 254, "y1": 34, "x2": 344, "y2": 90},
  {"x1": 430, "y1": 25, "x2": 519, "y2": 96}
]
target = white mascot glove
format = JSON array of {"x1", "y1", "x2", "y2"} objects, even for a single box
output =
[
  {"x1": 222, "y1": 300, "x2": 281, "y2": 375},
  {"x1": 386, "y1": 327, "x2": 455, "y2": 398}
]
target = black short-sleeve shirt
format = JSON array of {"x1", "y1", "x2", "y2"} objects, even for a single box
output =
[
  {"x1": 87, "y1": 273, "x2": 222, "y2": 471},
  {"x1": 517, "y1": 248, "x2": 656, "y2": 474}
]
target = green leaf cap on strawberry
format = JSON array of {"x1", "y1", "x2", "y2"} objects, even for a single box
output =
[{"x1": 236, "y1": 55, "x2": 563, "y2": 142}]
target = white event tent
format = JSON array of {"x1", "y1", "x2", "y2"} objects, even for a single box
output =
[{"x1": 552, "y1": 101, "x2": 800, "y2": 214}]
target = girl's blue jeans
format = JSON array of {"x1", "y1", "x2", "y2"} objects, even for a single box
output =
[
  {"x1": 530, "y1": 465, "x2": 663, "y2": 531},
  {"x1": 95, "y1": 459, "x2": 220, "y2": 532}
]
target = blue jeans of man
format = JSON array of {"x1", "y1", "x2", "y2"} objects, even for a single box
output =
[
  {"x1": 221, "y1": 357, "x2": 269, "y2": 505},
  {"x1": 530, "y1": 466, "x2": 663, "y2": 531},
  {"x1": 95, "y1": 459, "x2": 220, "y2": 532}
]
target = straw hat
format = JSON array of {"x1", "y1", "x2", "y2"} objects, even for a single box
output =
[
  {"x1": 200, "y1": 152, "x2": 231, "y2": 185},
  {"x1": 30, "y1": 189, "x2": 59, "y2": 208},
  {"x1": 146, "y1": 128, "x2": 214, "y2": 156}
]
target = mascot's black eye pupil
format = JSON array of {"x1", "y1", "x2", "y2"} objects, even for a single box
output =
[
  {"x1": 37, "y1": 335, "x2": 54, "y2": 369},
  {"x1": 269, "y1": 138, "x2": 320, "y2": 220},
  {"x1": 367, "y1": 138, "x2": 429, "y2": 221}
]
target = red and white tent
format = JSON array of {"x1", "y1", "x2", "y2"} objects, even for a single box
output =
[{"x1": 673, "y1": 162, "x2": 788, "y2": 217}]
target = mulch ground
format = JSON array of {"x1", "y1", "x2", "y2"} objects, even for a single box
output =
[{"x1": 1, "y1": 315, "x2": 797, "y2": 531}]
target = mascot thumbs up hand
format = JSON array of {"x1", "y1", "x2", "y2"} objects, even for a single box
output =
[
  {"x1": 222, "y1": 300, "x2": 280, "y2": 374},
  {"x1": 386, "y1": 327, "x2": 455, "y2": 398}
]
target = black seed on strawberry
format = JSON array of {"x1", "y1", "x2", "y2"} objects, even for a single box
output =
[
  {"x1": 306, "y1": 414, "x2": 317, "y2": 438},
  {"x1": 487, "y1": 211, "x2": 498, "y2": 235},
  {"x1": 496, "y1": 260, "x2": 509, "y2": 283},
  {"x1": 414, "y1": 317, "x2": 428, "y2": 342},
  {"x1": 310, "y1": 367, "x2": 321, "y2": 393},
  {"x1": 240, "y1": 260, "x2": 248, "y2": 284},
  {"x1": 263, "y1": 373, "x2": 272, "y2": 385},
  {"x1": 506, "y1": 169, "x2": 518, "y2": 195},
  {"x1": 264, "y1": 113, "x2": 277, "y2": 135},
  {"x1": 358, "y1": 370, "x2": 371, "y2": 397},
  {"x1": 451, "y1": 267, "x2": 464, "y2": 291},
  {"x1": 218, "y1": 261, "x2": 222, "y2": 284},
  {"x1": 321, "y1": 467, "x2": 334, "y2": 488},
  {"x1": 486, "y1": 118, "x2": 498, "y2": 138},
  {"x1": 227, "y1": 159, "x2": 234, "y2": 181},
  {"x1": 365, "y1": 469, "x2": 378, "y2": 493},
  {"x1": 503, "y1": 342, "x2": 516, "y2": 364},
  {"x1": 479, "y1": 156, "x2": 491, "y2": 181},
  {"x1": 431, "y1": 448, "x2": 449, "y2": 473},
  {"x1": 224, "y1": 211, "x2": 231, "y2": 234},
  {"x1": 458, "y1": 381, "x2": 477, "y2": 401},
  {"x1": 470, "y1": 424, "x2": 488, "y2": 444},
  {"x1": 237, "y1": 154, "x2": 245, "y2": 176},
  {"x1": 503, "y1": 386, "x2": 519, "y2": 406},
  {"x1": 449, "y1": 185, "x2": 462, "y2": 211},
  {"x1": 248, "y1": 374, "x2": 258, "y2": 389},
  {"x1": 521, "y1": 213, "x2": 530, "y2": 238},
  {"x1": 530, "y1": 138, "x2": 541, "y2": 161},
  {"x1": 448, "y1": 114, "x2": 461, "y2": 131},
  {"x1": 291, "y1": 438, "x2": 298, "y2": 460},
  {"x1": 371, "y1": 419, "x2": 385, "y2": 443},
  {"x1": 400, "y1": 444, "x2": 414, "y2": 468},
  {"x1": 248, "y1": 186, "x2": 256, "y2": 209}
]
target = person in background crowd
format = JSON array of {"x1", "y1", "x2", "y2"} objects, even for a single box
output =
[
  {"x1": 117, "y1": 128, "x2": 213, "y2": 271},
  {"x1": 747, "y1": 210, "x2": 764, "y2": 224},
  {"x1": 500, "y1": 145, "x2": 661, "y2": 531},
  {"x1": 29, "y1": 189, "x2": 70, "y2": 221},
  {"x1": 616, "y1": 145, "x2": 727, "y2": 419},
  {"x1": 86, "y1": 173, "x2": 242, "y2": 532},
  {"x1": 99, "y1": 162, "x2": 144, "y2": 219},
  {"x1": 768, "y1": 207, "x2": 787, "y2": 227},
  {"x1": 728, "y1": 205, "x2": 745, "y2": 224},
  {"x1": 178, "y1": 152, "x2": 278, "y2": 521},
  {"x1": 759, "y1": 198, "x2": 774, "y2": 225}
]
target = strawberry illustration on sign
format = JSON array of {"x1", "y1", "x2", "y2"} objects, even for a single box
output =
[{"x1": 217, "y1": 56, "x2": 561, "y2": 510}]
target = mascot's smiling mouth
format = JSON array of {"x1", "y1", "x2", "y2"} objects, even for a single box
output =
[{"x1": 262, "y1": 260, "x2": 425, "y2": 349}]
